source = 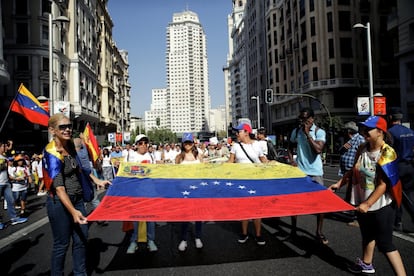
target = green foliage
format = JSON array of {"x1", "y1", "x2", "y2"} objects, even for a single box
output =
[{"x1": 146, "y1": 128, "x2": 177, "y2": 145}]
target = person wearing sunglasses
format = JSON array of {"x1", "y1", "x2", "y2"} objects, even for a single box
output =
[
  {"x1": 175, "y1": 133, "x2": 204, "y2": 251},
  {"x1": 329, "y1": 116, "x2": 406, "y2": 275},
  {"x1": 125, "y1": 134, "x2": 158, "y2": 254},
  {"x1": 43, "y1": 113, "x2": 110, "y2": 275},
  {"x1": 288, "y1": 107, "x2": 328, "y2": 245}
]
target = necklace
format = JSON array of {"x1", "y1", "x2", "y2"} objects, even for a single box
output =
[{"x1": 367, "y1": 149, "x2": 381, "y2": 162}]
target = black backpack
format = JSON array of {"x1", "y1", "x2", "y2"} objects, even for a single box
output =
[{"x1": 266, "y1": 140, "x2": 277, "y2": 160}]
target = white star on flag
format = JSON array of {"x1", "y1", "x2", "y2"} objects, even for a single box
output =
[
  {"x1": 213, "y1": 181, "x2": 220, "y2": 185},
  {"x1": 189, "y1": 185, "x2": 198, "y2": 190},
  {"x1": 248, "y1": 190, "x2": 256, "y2": 194},
  {"x1": 200, "y1": 182, "x2": 208, "y2": 186},
  {"x1": 226, "y1": 182, "x2": 234, "y2": 186},
  {"x1": 238, "y1": 185, "x2": 246, "y2": 189},
  {"x1": 182, "y1": 191, "x2": 190, "y2": 196}
]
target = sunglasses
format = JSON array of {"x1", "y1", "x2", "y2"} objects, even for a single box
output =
[
  {"x1": 298, "y1": 116, "x2": 310, "y2": 120},
  {"x1": 137, "y1": 141, "x2": 148, "y2": 146},
  {"x1": 58, "y1": 124, "x2": 73, "y2": 131}
]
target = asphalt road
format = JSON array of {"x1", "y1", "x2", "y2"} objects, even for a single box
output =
[{"x1": 1, "y1": 165, "x2": 413, "y2": 276}]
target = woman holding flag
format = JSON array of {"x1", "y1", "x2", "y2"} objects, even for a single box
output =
[
  {"x1": 43, "y1": 113, "x2": 110, "y2": 275},
  {"x1": 329, "y1": 116, "x2": 406, "y2": 275}
]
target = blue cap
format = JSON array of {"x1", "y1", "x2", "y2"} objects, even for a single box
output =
[{"x1": 182, "y1": 133, "x2": 194, "y2": 143}]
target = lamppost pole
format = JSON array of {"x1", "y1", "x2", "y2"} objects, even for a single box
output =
[
  {"x1": 48, "y1": 5, "x2": 69, "y2": 117},
  {"x1": 49, "y1": 13, "x2": 53, "y2": 116},
  {"x1": 353, "y1": 22, "x2": 374, "y2": 115},
  {"x1": 251, "y1": 96, "x2": 260, "y2": 129}
]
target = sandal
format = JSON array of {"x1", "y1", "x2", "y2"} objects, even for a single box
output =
[{"x1": 316, "y1": 233, "x2": 329, "y2": 245}]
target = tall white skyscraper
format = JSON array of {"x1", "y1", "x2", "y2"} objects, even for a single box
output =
[{"x1": 166, "y1": 10, "x2": 211, "y2": 134}]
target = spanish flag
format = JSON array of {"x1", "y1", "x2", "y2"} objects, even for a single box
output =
[
  {"x1": 83, "y1": 123, "x2": 100, "y2": 163},
  {"x1": 11, "y1": 84, "x2": 50, "y2": 127}
]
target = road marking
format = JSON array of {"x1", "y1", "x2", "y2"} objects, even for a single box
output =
[
  {"x1": 0, "y1": 217, "x2": 49, "y2": 250},
  {"x1": 393, "y1": 231, "x2": 414, "y2": 243}
]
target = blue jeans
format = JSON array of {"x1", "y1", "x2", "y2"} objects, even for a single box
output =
[
  {"x1": 181, "y1": 222, "x2": 202, "y2": 240},
  {"x1": 130, "y1": 221, "x2": 155, "y2": 242},
  {"x1": 0, "y1": 183, "x2": 17, "y2": 220},
  {"x1": 47, "y1": 195, "x2": 88, "y2": 276}
]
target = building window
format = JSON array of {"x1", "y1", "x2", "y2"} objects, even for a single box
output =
[
  {"x1": 409, "y1": 23, "x2": 414, "y2": 42},
  {"x1": 313, "y1": 67, "x2": 318, "y2": 81},
  {"x1": 16, "y1": 56, "x2": 29, "y2": 71},
  {"x1": 328, "y1": 38, "x2": 334, "y2": 58},
  {"x1": 42, "y1": 25, "x2": 48, "y2": 46},
  {"x1": 42, "y1": 57, "x2": 49, "y2": 72},
  {"x1": 340, "y1": 38, "x2": 353, "y2": 58},
  {"x1": 15, "y1": 0, "x2": 28, "y2": 15},
  {"x1": 299, "y1": 0, "x2": 305, "y2": 18},
  {"x1": 301, "y1": 46, "x2": 308, "y2": 66},
  {"x1": 338, "y1": 0, "x2": 350, "y2": 5},
  {"x1": 310, "y1": 0, "x2": 315, "y2": 12},
  {"x1": 300, "y1": 22, "x2": 306, "y2": 42},
  {"x1": 16, "y1": 22, "x2": 29, "y2": 44},
  {"x1": 303, "y1": 70, "x2": 309, "y2": 84},
  {"x1": 310, "y1": 17, "x2": 316, "y2": 36},
  {"x1": 338, "y1": 11, "x2": 351, "y2": 31},
  {"x1": 330, "y1": 64, "x2": 336, "y2": 78},
  {"x1": 326, "y1": 0, "x2": 332, "y2": 6},
  {"x1": 341, "y1": 63, "x2": 353, "y2": 78},
  {"x1": 42, "y1": 0, "x2": 51, "y2": 14},
  {"x1": 327, "y1": 12, "x2": 333, "y2": 32},
  {"x1": 311, "y1": 42, "x2": 317, "y2": 61}
]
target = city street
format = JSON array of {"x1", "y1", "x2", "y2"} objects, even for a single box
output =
[{"x1": 1, "y1": 164, "x2": 413, "y2": 275}]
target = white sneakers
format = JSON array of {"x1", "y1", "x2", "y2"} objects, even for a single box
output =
[
  {"x1": 178, "y1": 240, "x2": 187, "y2": 251},
  {"x1": 178, "y1": 239, "x2": 203, "y2": 251},
  {"x1": 195, "y1": 238, "x2": 203, "y2": 249}
]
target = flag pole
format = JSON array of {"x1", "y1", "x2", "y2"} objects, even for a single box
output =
[{"x1": 0, "y1": 85, "x2": 20, "y2": 134}]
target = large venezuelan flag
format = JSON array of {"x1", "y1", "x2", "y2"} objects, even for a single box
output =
[
  {"x1": 11, "y1": 84, "x2": 50, "y2": 127},
  {"x1": 87, "y1": 162, "x2": 354, "y2": 222},
  {"x1": 378, "y1": 143, "x2": 402, "y2": 207}
]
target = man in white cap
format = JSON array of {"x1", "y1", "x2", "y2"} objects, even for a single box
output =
[{"x1": 126, "y1": 134, "x2": 158, "y2": 253}]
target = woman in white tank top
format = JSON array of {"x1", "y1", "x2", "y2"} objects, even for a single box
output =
[{"x1": 175, "y1": 133, "x2": 203, "y2": 251}]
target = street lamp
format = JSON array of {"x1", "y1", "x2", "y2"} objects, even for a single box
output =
[
  {"x1": 353, "y1": 22, "x2": 374, "y2": 116},
  {"x1": 251, "y1": 95, "x2": 260, "y2": 129},
  {"x1": 49, "y1": 12, "x2": 69, "y2": 116}
]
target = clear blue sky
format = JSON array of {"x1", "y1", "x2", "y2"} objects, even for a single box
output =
[{"x1": 108, "y1": 0, "x2": 232, "y2": 117}]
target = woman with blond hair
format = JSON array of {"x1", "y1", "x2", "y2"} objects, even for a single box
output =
[{"x1": 43, "y1": 113, "x2": 110, "y2": 275}]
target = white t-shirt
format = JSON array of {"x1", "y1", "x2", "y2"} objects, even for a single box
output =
[
  {"x1": 230, "y1": 141, "x2": 264, "y2": 163},
  {"x1": 0, "y1": 155, "x2": 8, "y2": 185},
  {"x1": 128, "y1": 151, "x2": 154, "y2": 164},
  {"x1": 9, "y1": 165, "x2": 30, "y2": 192},
  {"x1": 258, "y1": 139, "x2": 268, "y2": 155}
]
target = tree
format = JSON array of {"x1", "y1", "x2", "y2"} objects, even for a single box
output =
[{"x1": 146, "y1": 128, "x2": 177, "y2": 145}]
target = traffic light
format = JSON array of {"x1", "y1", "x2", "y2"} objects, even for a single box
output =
[{"x1": 265, "y1": 89, "x2": 273, "y2": 104}]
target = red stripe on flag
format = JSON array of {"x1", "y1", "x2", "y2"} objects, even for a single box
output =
[
  {"x1": 87, "y1": 190, "x2": 354, "y2": 222},
  {"x1": 11, "y1": 84, "x2": 50, "y2": 126}
]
